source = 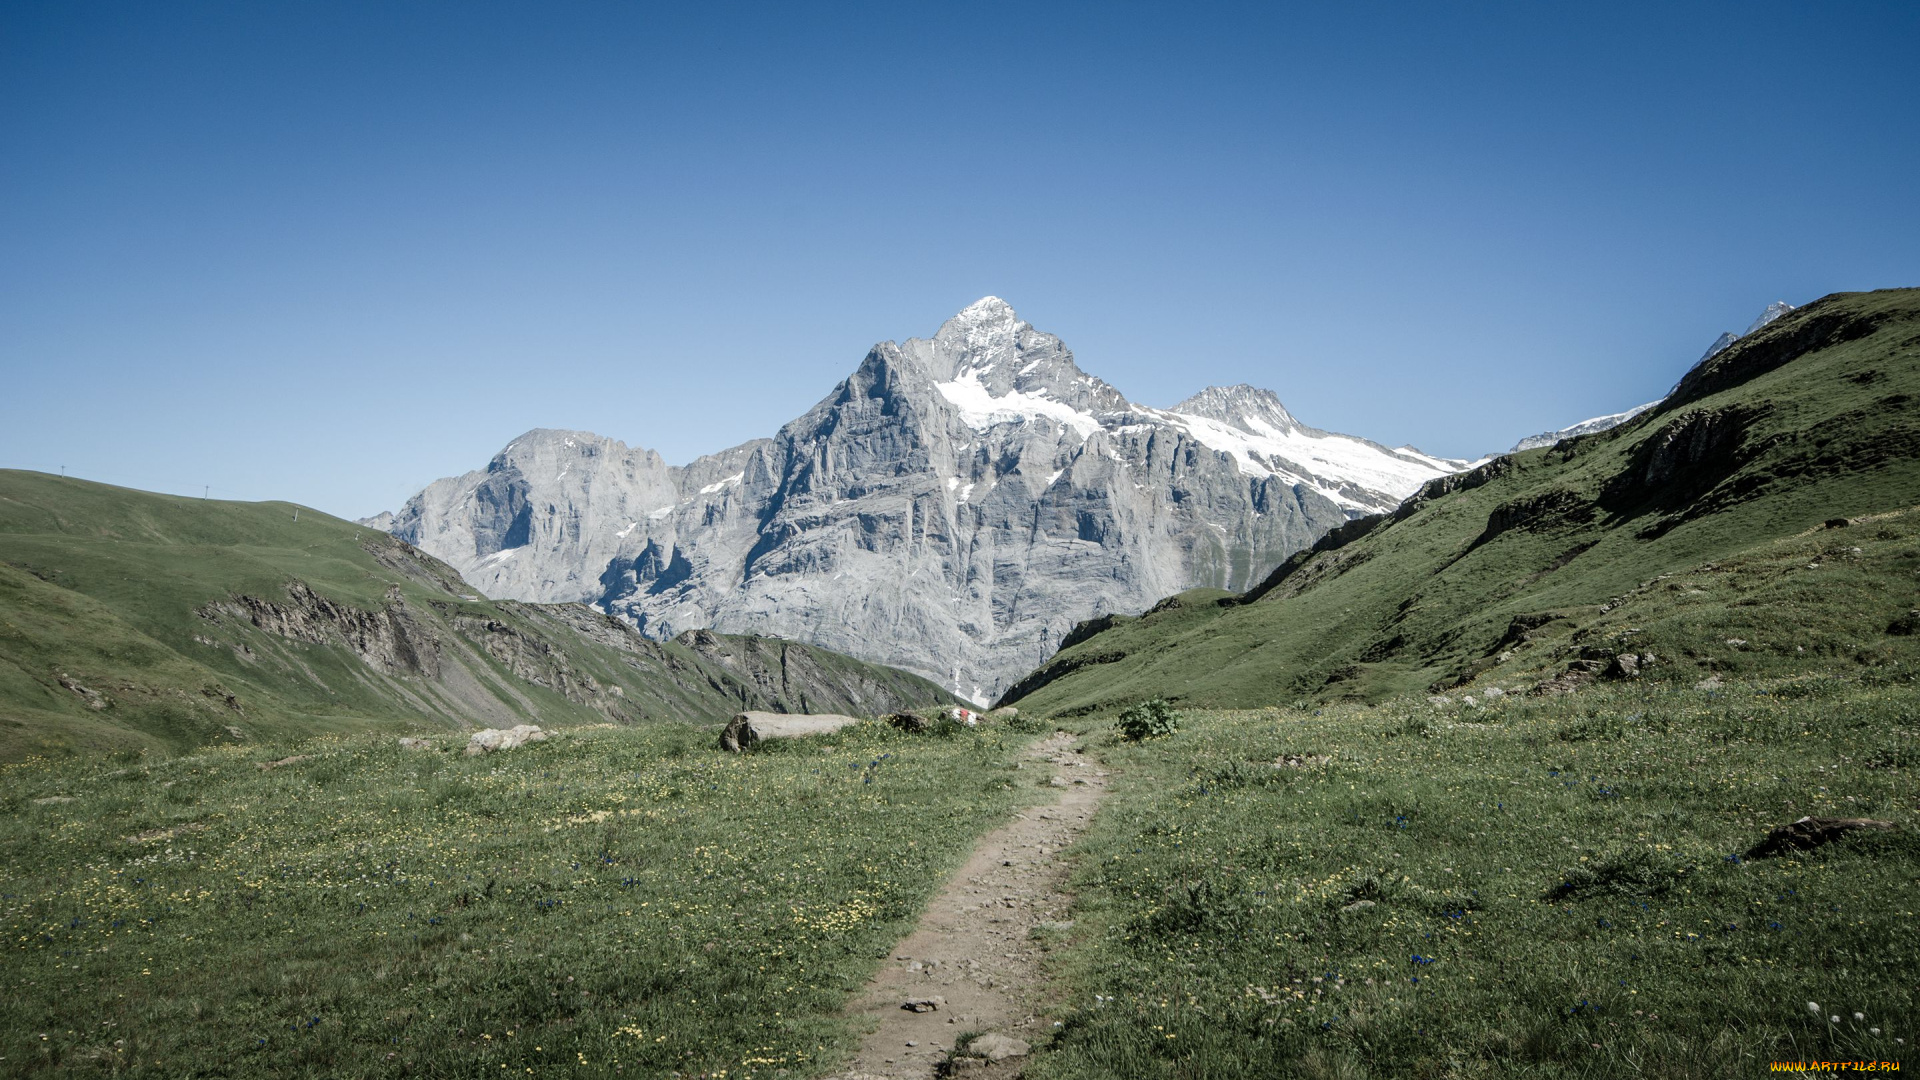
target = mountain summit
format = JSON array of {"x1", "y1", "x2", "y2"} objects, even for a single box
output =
[{"x1": 374, "y1": 298, "x2": 1466, "y2": 701}]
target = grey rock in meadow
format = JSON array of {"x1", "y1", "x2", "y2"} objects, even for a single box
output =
[
  {"x1": 375, "y1": 298, "x2": 1467, "y2": 702},
  {"x1": 718, "y1": 710, "x2": 861, "y2": 752},
  {"x1": 464, "y1": 724, "x2": 547, "y2": 755}
]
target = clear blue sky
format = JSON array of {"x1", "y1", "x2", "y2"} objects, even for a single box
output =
[{"x1": 3, "y1": 1, "x2": 1915, "y2": 519}]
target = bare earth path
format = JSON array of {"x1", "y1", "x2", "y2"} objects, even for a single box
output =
[{"x1": 828, "y1": 731, "x2": 1109, "y2": 1079}]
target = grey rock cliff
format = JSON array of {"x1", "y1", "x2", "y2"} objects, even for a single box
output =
[{"x1": 378, "y1": 298, "x2": 1466, "y2": 701}]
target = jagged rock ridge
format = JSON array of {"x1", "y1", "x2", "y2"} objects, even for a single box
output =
[{"x1": 376, "y1": 298, "x2": 1468, "y2": 701}]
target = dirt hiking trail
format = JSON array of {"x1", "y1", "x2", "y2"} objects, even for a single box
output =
[{"x1": 828, "y1": 730, "x2": 1108, "y2": 1079}]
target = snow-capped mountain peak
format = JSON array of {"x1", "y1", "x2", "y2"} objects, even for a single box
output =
[
  {"x1": 935, "y1": 295, "x2": 1030, "y2": 361},
  {"x1": 956, "y1": 294, "x2": 1015, "y2": 320},
  {"x1": 1745, "y1": 300, "x2": 1795, "y2": 336},
  {"x1": 905, "y1": 298, "x2": 1128, "y2": 428},
  {"x1": 1703, "y1": 300, "x2": 1796, "y2": 361},
  {"x1": 1169, "y1": 384, "x2": 1304, "y2": 438},
  {"x1": 378, "y1": 297, "x2": 1468, "y2": 703}
]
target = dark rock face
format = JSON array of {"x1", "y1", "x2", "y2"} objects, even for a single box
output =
[
  {"x1": 1471, "y1": 489, "x2": 1597, "y2": 552},
  {"x1": 377, "y1": 298, "x2": 1465, "y2": 701},
  {"x1": 203, "y1": 580, "x2": 442, "y2": 679}
]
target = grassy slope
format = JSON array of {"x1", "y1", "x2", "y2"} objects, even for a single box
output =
[
  {"x1": 0, "y1": 719, "x2": 1045, "y2": 1078},
  {"x1": 1007, "y1": 288, "x2": 1920, "y2": 717},
  {"x1": 995, "y1": 287, "x2": 1920, "y2": 1077},
  {"x1": 1026, "y1": 680, "x2": 1916, "y2": 1078},
  {"x1": 0, "y1": 472, "x2": 955, "y2": 760}
]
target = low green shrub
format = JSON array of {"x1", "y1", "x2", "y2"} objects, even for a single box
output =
[{"x1": 1115, "y1": 699, "x2": 1179, "y2": 741}]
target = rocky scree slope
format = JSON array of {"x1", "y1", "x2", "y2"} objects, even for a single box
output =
[
  {"x1": 0, "y1": 471, "x2": 955, "y2": 760},
  {"x1": 1003, "y1": 288, "x2": 1920, "y2": 716},
  {"x1": 375, "y1": 298, "x2": 1465, "y2": 702}
]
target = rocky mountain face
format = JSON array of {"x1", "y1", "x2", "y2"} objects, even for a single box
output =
[
  {"x1": 375, "y1": 298, "x2": 1467, "y2": 702},
  {"x1": 1508, "y1": 301, "x2": 1796, "y2": 454}
]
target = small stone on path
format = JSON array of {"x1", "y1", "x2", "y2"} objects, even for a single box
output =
[{"x1": 968, "y1": 1033, "x2": 1031, "y2": 1062}]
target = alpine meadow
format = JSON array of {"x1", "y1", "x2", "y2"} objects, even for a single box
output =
[
  {"x1": 5, "y1": 5, "x2": 1920, "y2": 1077},
  {"x1": 3, "y1": 290, "x2": 1915, "y2": 1078}
]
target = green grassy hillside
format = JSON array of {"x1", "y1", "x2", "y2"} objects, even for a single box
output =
[
  {"x1": 1006, "y1": 288, "x2": 1920, "y2": 717},
  {"x1": 0, "y1": 718, "x2": 1040, "y2": 1078},
  {"x1": 0, "y1": 472, "x2": 956, "y2": 760},
  {"x1": 1027, "y1": 678, "x2": 1917, "y2": 1079}
]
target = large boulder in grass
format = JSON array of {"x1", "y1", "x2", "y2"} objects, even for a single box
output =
[
  {"x1": 719, "y1": 711, "x2": 861, "y2": 752},
  {"x1": 465, "y1": 725, "x2": 548, "y2": 756}
]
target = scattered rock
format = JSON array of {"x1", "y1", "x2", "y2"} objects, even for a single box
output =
[
  {"x1": 1725, "y1": 638, "x2": 1749, "y2": 648},
  {"x1": 1048, "y1": 776, "x2": 1069, "y2": 788},
  {"x1": 1745, "y1": 816, "x2": 1897, "y2": 859},
  {"x1": 987, "y1": 706, "x2": 1019, "y2": 719},
  {"x1": 1605, "y1": 653, "x2": 1646, "y2": 679},
  {"x1": 1532, "y1": 659, "x2": 1606, "y2": 695},
  {"x1": 1274, "y1": 753, "x2": 1330, "y2": 769},
  {"x1": 719, "y1": 711, "x2": 861, "y2": 751},
  {"x1": 256, "y1": 755, "x2": 310, "y2": 771},
  {"x1": 886, "y1": 711, "x2": 932, "y2": 733},
  {"x1": 397, "y1": 737, "x2": 436, "y2": 751},
  {"x1": 901, "y1": 996, "x2": 945, "y2": 1013},
  {"x1": 464, "y1": 725, "x2": 548, "y2": 756},
  {"x1": 1341, "y1": 899, "x2": 1377, "y2": 913},
  {"x1": 966, "y1": 1033, "x2": 1030, "y2": 1063},
  {"x1": 57, "y1": 676, "x2": 108, "y2": 710},
  {"x1": 32, "y1": 796, "x2": 76, "y2": 806},
  {"x1": 1695, "y1": 676, "x2": 1724, "y2": 691}
]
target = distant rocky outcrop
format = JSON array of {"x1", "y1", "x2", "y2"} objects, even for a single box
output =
[{"x1": 374, "y1": 298, "x2": 1466, "y2": 701}]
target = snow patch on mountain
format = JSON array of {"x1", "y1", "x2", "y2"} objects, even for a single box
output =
[
  {"x1": 1511, "y1": 400, "x2": 1663, "y2": 453},
  {"x1": 935, "y1": 370, "x2": 1102, "y2": 437}
]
